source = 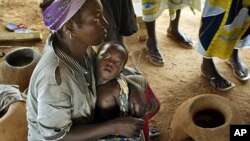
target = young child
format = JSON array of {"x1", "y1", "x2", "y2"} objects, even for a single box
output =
[{"x1": 94, "y1": 42, "x2": 160, "y2": 141}]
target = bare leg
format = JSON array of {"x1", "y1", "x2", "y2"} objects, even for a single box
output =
[
  {"x1": 117, "y1": 34, "x2": 124, "y2": 46},
  {"x1": 145, "y1": 21, "x2": 165, "y2": 66},
  {"x1": 201, "y1": 58, "x2": 235, "y2": 91},
  {"x1": 167, "y1": 9, "x2": 193, "y2": 48},
  {"x1": 228, "y1": 49, "x2": 249, "y2": 81}
]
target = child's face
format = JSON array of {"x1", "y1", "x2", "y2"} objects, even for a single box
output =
[{"x1": 96, "y1": 43, "x2": 127, "y2": 81}]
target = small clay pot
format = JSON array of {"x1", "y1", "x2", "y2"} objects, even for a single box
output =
[
  {"x1": 0, "y1": 47, "x2": 41, "y2": 92},
  {"x1": 0, "y1": 101, "x2": 28, "y2": 141},
  {"x1": 170, "y1": 94, "x2": 244, "y2": 141}
]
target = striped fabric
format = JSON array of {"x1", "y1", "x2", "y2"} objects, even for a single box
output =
[
  {"x1": 54, "y1": 42, "x2": 93, "y2": 87},
  {"x1": 54, "y1": 45, "x2": 88, "y2": 74},
  {"x1": 44, "y1": 131, "x2": 66, "y2": 141}
]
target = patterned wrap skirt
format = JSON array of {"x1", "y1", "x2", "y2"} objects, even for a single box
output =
[
  {"x1": 141, "y1": 0, "x2": 201, "y2": 22},
  {"x1": 198, "y1": 0, "x2": 250, "y2": 59}
]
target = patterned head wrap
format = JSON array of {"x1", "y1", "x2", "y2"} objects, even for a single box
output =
[{"x1": 42, "y1": 0, "x2": 86, "y2": 32}]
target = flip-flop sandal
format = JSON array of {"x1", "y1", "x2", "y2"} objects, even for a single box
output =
[
  {"x1": 6, "y1": 23, "x2": 36, "y2": 33},
  {"x1": 201, "y1": 71, "x2": 235, "y2": 91},
  {"x1": 167, "y1": 32, "x2": 194, "y2": 49},
  {"x1": 225, "y1": 61, "x2": 250, "y2": 82},
  {"x1": 149, "y1": 127, "x2": 160, "y2": 140},
  {"x1": 145, "y1": 47, "x2": 165, "y2": 67}
]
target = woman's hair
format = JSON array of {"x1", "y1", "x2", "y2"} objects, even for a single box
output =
[
  {"x1": 39, "y1": 0, "x2": 85, "y2": 28},
  {"x1": 39, "y1": 0, "x2": 54, "y2": 12}
]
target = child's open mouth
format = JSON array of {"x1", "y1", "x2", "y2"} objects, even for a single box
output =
[{"x1": 104, "y1": 66, "x2": 112, "y2": 72}]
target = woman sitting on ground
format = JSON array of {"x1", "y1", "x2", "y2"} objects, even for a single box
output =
[{"x1": 26, "y1": 0, "x2": 147, "y2": 140}]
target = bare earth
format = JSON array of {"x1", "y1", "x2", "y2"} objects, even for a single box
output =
[{"x1": 1, "y1": 0, "x2": 250, "y2": 140}]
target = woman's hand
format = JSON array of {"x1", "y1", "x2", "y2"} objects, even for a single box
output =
[
  {"x1": 62, "y1": 117, "x2": 144, "y2": 141},
  {"x1": 112, "y1": 117, "x2": 145, "y2": 138}
]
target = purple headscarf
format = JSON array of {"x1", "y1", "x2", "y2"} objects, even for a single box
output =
[{"x1": 43, "y1": 0, "x2": 86, "y2": 32}]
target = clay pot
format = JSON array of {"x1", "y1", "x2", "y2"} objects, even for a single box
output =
[
  {"x1": 0, "y1": 47, "x2": 41, "y2": 92},
  {"x1": 170, "y1": 94, "x2": 244, "y2": 141},
  {"x1": 0, "y1": 101, "x2": 28, "y2": 141}
]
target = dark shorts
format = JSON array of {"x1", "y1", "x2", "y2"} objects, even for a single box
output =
[{"x1": 101, "y1": 0, "x2": 138, "y2": 41}]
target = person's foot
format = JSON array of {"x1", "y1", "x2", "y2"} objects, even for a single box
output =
[
  {"x1": 227, "y1": 57, "x2": 250, "y2": 81},
  {"x1": 146, "y1": 37, "x2": 165, "y2": 67},
  {"x1": 201, "y1": 59, "x2": 235, "y2": 91},
  {"x1": 167, "y1": 28, "x2": 194, "y2": 48}
]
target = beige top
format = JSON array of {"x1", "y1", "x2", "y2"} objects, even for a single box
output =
[{"x1": 26, "y1": 34, "x2": 96, "y2": 141}]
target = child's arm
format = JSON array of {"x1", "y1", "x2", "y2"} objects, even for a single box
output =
[{"x1": 121, "y1": 74, "x2": 147, "y2": 118}]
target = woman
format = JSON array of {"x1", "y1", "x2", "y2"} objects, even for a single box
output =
[
  {"x1": 198, "y1": 0, "x2": 250, "y2": 91},
  {"x1": 26, "y1": 0, "x2": 147, "y2": 140},
  {"x1": 141, "y1": 0, "x2": 201, "y2": 66}
]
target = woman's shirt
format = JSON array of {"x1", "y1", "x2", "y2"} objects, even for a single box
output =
[{"x1": 26, "y1": 34, "x2": 97, "y2": 141}]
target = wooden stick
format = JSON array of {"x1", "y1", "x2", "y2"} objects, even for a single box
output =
[
  {"x1": 0, "y1": 32, "x2": 42, "y2": 42},
  {"x1": 0, "y1": 45, "x2": 32, "y2": 49}
]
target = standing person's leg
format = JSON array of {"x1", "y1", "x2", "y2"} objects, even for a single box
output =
[
  {"x1": 145, "y1": 21, "x2": 165, "y2": 66},
  {"x1": 227, "y1": 49, "x2": 250, "y2": 81},
  {"x1": 201, "y1": 57, "x2": 235, "y2": 91},
  {"x1": 116, "y1": 34, "x2": 124, "y2": 45},
  {"x1": 101, "y1": 0, "x2": 137, "y2": 46},
  {"x1": 167, "y1": 9, "x2": 193, "y2": 48},
  {"x1": 198, "y1": 0, "x2": 250, "y2": 91}
]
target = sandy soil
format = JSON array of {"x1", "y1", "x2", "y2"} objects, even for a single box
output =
[{"x1": 1, "y1": 0, "x2": 250, "y2": 141}]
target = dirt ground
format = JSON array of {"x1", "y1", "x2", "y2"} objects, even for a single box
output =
[{"x1": 1, "y1": 0, "x2": 250, "y2": 141}]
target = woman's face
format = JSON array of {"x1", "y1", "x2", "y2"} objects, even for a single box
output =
[
  {"x1": 73, "y1": 0, "x2": 108, "y2": 46},
  {"x1": 96, "y1": 43, "x2": 127, "y2": 82}
]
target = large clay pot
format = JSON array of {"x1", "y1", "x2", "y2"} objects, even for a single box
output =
[
  {"x1": 170, "y1": 94, "x2": 244, "y2": 141},
  {"x1": 0, "y1": 47, "x2": 41, "y2": 92},
  {"x1": 0, "y1": 101, "x2": 28, "y2": 141}
]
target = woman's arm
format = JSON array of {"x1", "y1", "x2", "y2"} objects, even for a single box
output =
[
  {"x1": 62, "y1": 117, "x2": 145, "y2": 141},
  {"x1": 34, "y1": 82, "x2": 144, "y2": 141}
]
